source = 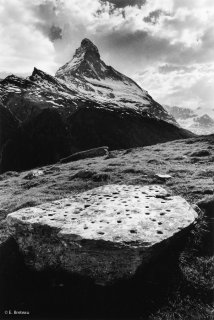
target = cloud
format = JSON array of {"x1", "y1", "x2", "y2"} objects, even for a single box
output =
[
  {"x1": 0, "y1": 0, "x2": 213, "y2": 114},
  {"x1": 100, "y1": 0, "x2": 146, "y2": 9},
  {"x1": 136, "y1": 63, "x2": 214, "y2": 116},
  {"x1": 144, "y1": 9, "x2": 165, "y2": 24},
  {"x1": 0, "y1": 0, "x2": 58, "y2": 74},
  {"x1": 48, "y1": 25, "x2": 62, "y2": 42}
]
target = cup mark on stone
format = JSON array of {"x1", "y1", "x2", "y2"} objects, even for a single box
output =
[{"x1": 157, "y1": 230, "x2": 163, "y2": 234}]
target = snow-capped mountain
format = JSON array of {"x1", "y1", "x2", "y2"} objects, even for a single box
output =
[
  {"x1": 0, "y1": 39, "x2": 175, "y2": 124},
  {"x1": 0, "y1": 39, "x2": 194, "y2": 173},
  {"x1": 165, "y1": 105, "x2": 214, "y2": 135},
  {"x1": 55, "y1": 39, "x2": 176, "y2": 124}
]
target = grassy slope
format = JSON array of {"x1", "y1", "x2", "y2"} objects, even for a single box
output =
[{"x1": 0, "y1": 135, "x2": 213, "y2": 319}]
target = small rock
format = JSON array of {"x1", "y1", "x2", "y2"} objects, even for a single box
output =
[
  {"x1": 7, "y1": 184, "x2": 197, "y2": 286},
  {"x1": 173, "y1": 156, "x2": 187, "y2": 160},
  {"x1": 70, "y1": 170, "x2": 95, "y2": 180},
  {"x1": 92, "y1": 173, "x2": 110, "y2": 182},
  {"x1": 23, "y1": 170, "x2": 44, "y2": 180},
  {"x1": 190, "y1": 150, "x2": 211, "y2": 157},
  {"x1": 155, "y1": 174, "x2": 172, "y2": 180},
  {"x1": 60, "y1": 147, "x2": 109, "y2": 163},
  {"x1": 123, "y1": 148, "x2": 133, "y2": 155},
  {"x1": 148, "y1": 159, "x2": 160, "y2": 164}
]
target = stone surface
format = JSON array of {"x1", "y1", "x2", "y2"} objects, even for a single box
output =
[
  {"x1": 7, "y1": 184, "x2": 197, "y2": 285},
  {"x1": 60, "y1": 146, "x2": 109, "y2": 163},
  {"x1": 155, "y1": 174, "x2": 172, "y2": 180}
]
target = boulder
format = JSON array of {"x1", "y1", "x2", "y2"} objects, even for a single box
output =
[
  {"x1": 7, "y1": 184, "x2": 197, "y2": 285},
  {"x1": 60, "y1": 146, "x2": 109, "y2": 163}
]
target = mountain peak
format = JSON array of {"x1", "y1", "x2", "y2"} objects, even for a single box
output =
[
  {"x1": 74, "y1": 38, "x2": 100, "y2": 61},
  {"x1": 81, "y1": 38, "x2": 99, "y2": 52},
  {"x1": 56, "y1": 38, "x2": 103, "y2": 80}
]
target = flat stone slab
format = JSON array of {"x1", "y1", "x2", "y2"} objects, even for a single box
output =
[
  {"x1": 60, "y1": 146, "x2": 109, "y2": 163},
  {"x1": 7, "y1": 185, "x2": 197, "y2": 285}
]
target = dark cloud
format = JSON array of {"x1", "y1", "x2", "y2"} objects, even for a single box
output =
[
  {"x1": 144, "y1": 10, "x2": 163, "y2": 24},
  {"x1": 49, "y1": 25, "x2": 62, "y2": 42},
  {"x1": 100, "y1": 0, "x2": 146, "y2": 8},
  {"x1": 35, "y1": 2, "x2": 58, "y2": 22},
  {"x1": 96, "y1": 30, "x2": 149, "y2": 73},
  {"x1": 34, "y1": 2, "x2": 60, "y2": 41},
  {"x1": 98, "y1": 29, "x2": 176, "y2": 74}
]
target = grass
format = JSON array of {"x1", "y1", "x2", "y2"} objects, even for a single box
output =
[{"x1": 0, "y1": 135, "x2": 213, "y2": 319}]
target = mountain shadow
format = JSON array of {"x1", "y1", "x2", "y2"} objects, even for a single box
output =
[
  {"x1": 67, "y1": 107, "x2": 194, "y2": 151},
  {"x1": 0, "y1": 109, "x2": 70, "y2": 173}
]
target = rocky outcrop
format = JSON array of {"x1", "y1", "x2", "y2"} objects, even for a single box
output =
[
  {"x1": 7, "y1": 184, "x2": 197, "y2": 286},
  {"x1": 60, "y1": 146, "x2": 109, "y2": 163}
]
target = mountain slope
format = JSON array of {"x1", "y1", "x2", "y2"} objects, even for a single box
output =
[
  {"x1": 0, "y1": 103, "x2": 19, "y2": 171},
  {"x1": 0, "y1": 39, "x2": 177, "y2": 125},
  {"x1": 0, "y1": 39, "x2": 194, "y2": 173},
  {"x1": 0, "y1": 102, "x2": 19, "y2": 150},
  {"x1": 0, "y1": 108, "x2": 70, "y2": 173},
  {"x1": 56, "y1": 38, "x2": 176, "y2": 124},
  {"x1": 67, "y1": 107, "x2": 193, "y2": 151}
]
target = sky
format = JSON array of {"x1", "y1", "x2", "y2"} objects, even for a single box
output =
[{"x1": 0, "y1": 0, "x2": 214, "y2": 115}]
